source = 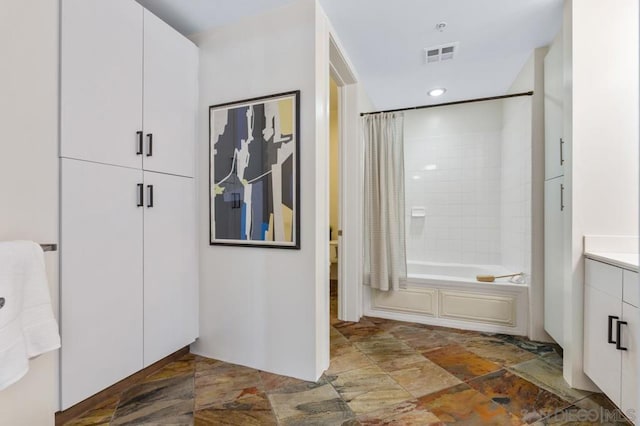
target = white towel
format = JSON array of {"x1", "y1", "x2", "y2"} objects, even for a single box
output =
[{"x1": 0, "y1": 241, "x2": 61, "y2": 391}]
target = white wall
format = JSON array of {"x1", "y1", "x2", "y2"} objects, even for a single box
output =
[
  {"x1": 0, "y1": 0, "x2": 60, "y2": 423},
  {"x1": 404, "y1": 103, "x2": 503, "y2": 266},
  {"x1": 563, "y1": 0, "x2": 639, "y2": 389},
  {"x1": 190, "y1": 0, "x2": 328, "y2": 381}
]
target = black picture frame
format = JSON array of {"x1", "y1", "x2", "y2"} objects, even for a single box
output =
[{"x1": 209, "y1": 90, "x2": 301, "y2": 249}]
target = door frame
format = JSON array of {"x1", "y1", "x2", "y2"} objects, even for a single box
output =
[{"x1": 329, "y1": 35, "x2": 362, "y2": 322}]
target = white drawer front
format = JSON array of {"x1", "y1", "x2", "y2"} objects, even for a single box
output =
[
  {"x1": 623, "y1": 270, "x2": 639, "y2": 308},
  {"x1": 585, "y1": 259, "x2": 623, "y2": 299}
]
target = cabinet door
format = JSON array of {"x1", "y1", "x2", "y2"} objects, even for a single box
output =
[
  {"x1": 544, "y1": 32, "x2": 564, "y2": 180},
  {"x1": 61, "y1": 0, "x2": 143, "y2": 169},
  {"x1": 584, "y1": 285, "x2": 622, "y2": 406},
  {"x1": 621, "y1": 302, "x2": 638, "y2": 417},
  {"x1": 544, "y1": 176, "x2": 564, "y2": 346},
  {"x1": 61, "y1": 159, "x2": 143, "y2": 409},
  {"x1": 142, "y1": 10, "x2": 198, "y2": 178},
  {"x1": 143, "y1": 172, "x2": 198, "y2": 366}
]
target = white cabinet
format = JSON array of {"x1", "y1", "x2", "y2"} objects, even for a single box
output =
[
  {"x1": 544, "y1": 31, "x2": 564, "y2": 180},
  {"x1": 143, "y1": 172, "x2": 197, "y2": 366},
  {"x1": 60, "y1": 159, "x2": 144, "y2": 408},
  {"x1": 61, "y1": 1, "x2": 198, "y2": 178},
  {"x1": 620, "y1": 302, "x2": 638, "y2": 417},
  {"x1": 543, "y1": 31, "x2": 566, "y2": 349},
  {"x1": 584, "y1": 258, "x2": 638, "y2": 422},
  {"x1": 60, "y1": 0, "x2": 198, "y2": 410},
  {"x1": 583, "y1": 285, "x2": 622, "y2": 403},
  {"x1": 61, "y1": 0, "x2": 143, "y2": 169},
  {"x1": 544, "y1": 176, "x2": 564, "y2": 346},
  {"x1": 143, "y1": 10, "x2": 198, "y2": 178}
]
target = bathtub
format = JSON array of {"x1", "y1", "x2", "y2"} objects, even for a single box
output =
[
  {"x1": 407, "y1": 261, "x2": 527, "y2": 286},
  {"x1": 365, "y1": 261, "x2": 529, "y2": 335}
]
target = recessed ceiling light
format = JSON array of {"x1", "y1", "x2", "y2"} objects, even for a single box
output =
[
  {"x1": 412, "y1": 175, "x2": 421, "y2": 180},
  {"x1": 423, "y1": 164, "x2": 438, "y2": 171},
  {"x1": 428, "y1": 88, "x2": 446, "y2": 97}
]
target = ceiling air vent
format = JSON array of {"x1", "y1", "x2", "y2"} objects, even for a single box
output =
[{"x1": 424, "y1": 42, "x2": 459, "y2": 64}]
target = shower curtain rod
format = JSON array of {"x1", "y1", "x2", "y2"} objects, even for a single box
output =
[{"x1": 360, "y1": 91, "x2": 534, "y2": 116}]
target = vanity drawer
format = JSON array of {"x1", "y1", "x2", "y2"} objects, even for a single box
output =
[
  {"x1": 585, "y1": 259, "x2": 623, "y2": 299},
  {"x1": 623, "y1": 270, "x2": 639, "y2": 307}
]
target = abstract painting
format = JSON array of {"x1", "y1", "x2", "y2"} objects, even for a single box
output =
[{"x1": 209, "y1": 91, "x2": 300, "y2": 248}]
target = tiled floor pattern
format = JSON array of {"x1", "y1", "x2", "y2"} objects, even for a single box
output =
[{"x1": 65, "y1": 288, "x2": 629, "y2": 425}]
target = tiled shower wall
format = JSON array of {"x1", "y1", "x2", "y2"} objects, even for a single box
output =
[
  {"x1": 404, "y1": 102, "x2": 504, "y2": 265},
  {"x1": 501, "y1": 97, "x2": 532, "y2": 276}
]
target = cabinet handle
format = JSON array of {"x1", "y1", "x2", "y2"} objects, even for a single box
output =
[
  {"x1": 137, "y1": 183, "x2": 144, "y2": 207},
  {"x1": 560, "y1": 138, "x2": 565, "y2": 165},
  {"x1": 146, "y1": 133, "x2": 153, "y2": 157},
  {"x1": 616, "y1": 320, "x2": 628, "y2": 351},
  {"x1": 560, "y1": 184, "x2": 565, "y2": 211},
  {"x1": 608, "y1": 315, "x2": 619, "y2": 344},
  {"x1": 147, "y1": 185, "x2": 154, "y2": 208},
  {"x1": 136, "y1": 131, "x2": 143, "y2": 155}
]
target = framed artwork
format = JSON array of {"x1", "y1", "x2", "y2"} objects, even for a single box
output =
[{"x1": 209, "y1": 91, "x2": 300, "y2": 249}]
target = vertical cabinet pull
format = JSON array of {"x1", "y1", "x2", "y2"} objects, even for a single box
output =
[
  {"x1": 608, "y1": 315, "x2": 619, "y2": 344},
  {"x1": 137, "y1": 183, "x2": 144, "y2": 207},
  {"x1": 136, "y1": 131, "x2": 143, "y2": 155},
  {"x1": 616, "y1": 320, "x2": 628, "y2": 351},
  {"x1": 146, "y1": 133, "x2": 153, "y2": 157},
  {"x1": 560, "y1": 184, "x2": 565, "y2": 211},
  {"x1": 147, "y1": 185, "x2": 154, "y2": 208},
  {"x1": 560, "y1": 138, "x2": 565, "y2": 165}
]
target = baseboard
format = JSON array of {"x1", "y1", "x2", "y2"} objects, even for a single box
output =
[{"x1": 55, "y1": 346, "x2": 189, "y2": 425}]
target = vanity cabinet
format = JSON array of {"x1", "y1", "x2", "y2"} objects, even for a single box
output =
[
  {"x1": 60, "y1": 0, "x2": 198, "y2": 410},
  {"x1": 584, "y1": 258, "x2": 638, "y2": 421}
]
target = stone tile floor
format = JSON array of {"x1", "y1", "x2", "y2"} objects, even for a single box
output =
[{"x1": 64, "y1": 289, "x2": 630, "y2": 425}]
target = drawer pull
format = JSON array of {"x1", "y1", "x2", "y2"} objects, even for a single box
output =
[
  {"x1": 147, "y1": 185, "x2": 154, "y2": 208},
  {"x1": 146, "y1": 133, "x2": 153, "y2": 157},
  {"x1": 136, "y1": 131, "x2": 143, "y2": 155},
  {"x1": 616, "y1": 320, "x2": 628, "y2": 351},
  {"x1": 608, "y1": 315, "x2": 619, "y2": 344},
  {"x1": 137, "y1": 183, "x2": 144, "y2": 207}
]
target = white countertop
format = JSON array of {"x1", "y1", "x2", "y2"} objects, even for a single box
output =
[{"x1": 584, "y1": 252, "x2": 639, "y2": 272}]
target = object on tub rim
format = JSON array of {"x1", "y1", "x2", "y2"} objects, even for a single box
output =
[{"x1": 476, "y1": 272, "x2": 523, "y2": 283}]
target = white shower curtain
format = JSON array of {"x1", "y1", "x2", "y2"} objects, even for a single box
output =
[{"x1": 363, "y1": 112, "x2": 407, "y2": 291}]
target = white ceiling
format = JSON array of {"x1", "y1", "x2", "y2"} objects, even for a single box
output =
[
  {"x1": 135, "y1": 0, "x2": 297, "y2": 35},
  {"x1": 137, "y1": 0, "x2": 563, "y2": 110}
]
